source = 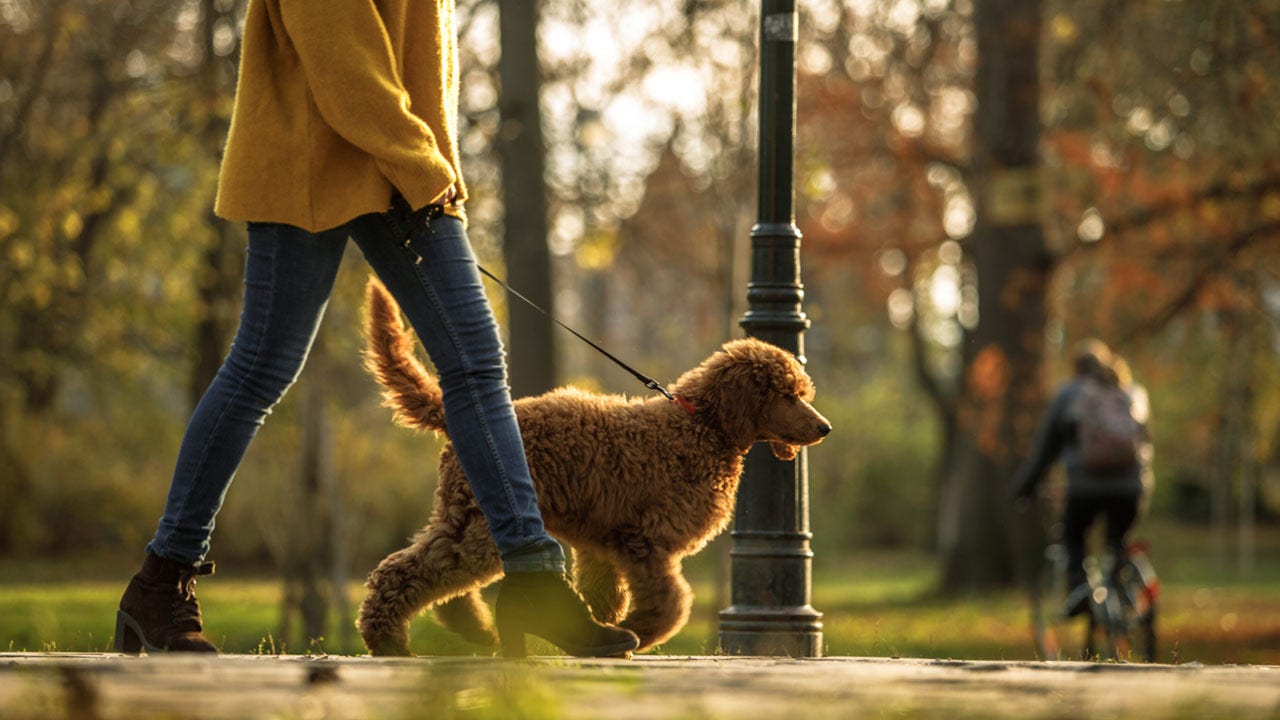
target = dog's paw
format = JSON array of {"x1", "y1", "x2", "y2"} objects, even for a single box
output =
[{"x1": 362, "y1": 635, "x2": 414, "y2": 657}]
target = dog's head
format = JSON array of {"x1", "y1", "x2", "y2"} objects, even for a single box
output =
[{"x1": 671, "y1": 338, "x2": 831, "y2": 460}]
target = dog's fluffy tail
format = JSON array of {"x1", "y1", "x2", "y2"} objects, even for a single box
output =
[{"x1": 363, "y1": 277, "x2": 447, "y2": 433}]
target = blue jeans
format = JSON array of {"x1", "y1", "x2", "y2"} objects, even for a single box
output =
[{"x1": 146, "y1": 210, "x2": 565, "y2": 574}]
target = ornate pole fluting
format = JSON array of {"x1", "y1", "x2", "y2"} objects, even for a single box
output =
[{"x1": 717, "y1": 0, "x2": 823, "y2": 657}]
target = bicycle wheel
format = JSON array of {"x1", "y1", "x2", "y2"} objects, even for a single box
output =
[
  {"x1": 1031, "y1": 544, "x2": 1075, "y2": 660},
  {"x1": 1084, "y1": 585, "x2": 1126, "y2": 661},
  {"x1": 1115, "y1": 551, "x2": 1159, "y2": 662},
  {"x1": 1085, "y1": 553, "x2": 1158, "y2": 662}
]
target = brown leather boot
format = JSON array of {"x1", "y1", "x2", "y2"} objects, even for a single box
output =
[
  {"x1": 495, "y1": 572, "x2": 639, "y2": 659},
  {"x1": 115, "y1": 553, "x2": 218, "y2": 654}
]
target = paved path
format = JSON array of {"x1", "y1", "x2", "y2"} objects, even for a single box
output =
[{"x1": 2, "y1": 653, "x2": 1277, "y2": 719}]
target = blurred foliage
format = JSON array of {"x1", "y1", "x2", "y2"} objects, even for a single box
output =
[
  {"x1": 807, "y1": 336, "x2": 938, "y2": 549},
  {"x1": 0, "y1": 0, "x2": 224, "y2": 408}
]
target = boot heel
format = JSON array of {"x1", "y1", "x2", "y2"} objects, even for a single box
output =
[
  {"x1": 497, "y1": 616, "x2": 527, "y2": 659},
  {"x1": 115, "y1": 611, "x2": 144, "y2": 655}
]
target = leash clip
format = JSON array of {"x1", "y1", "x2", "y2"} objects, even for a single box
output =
[{"x1": 645, "y1": 380, "x2": 674, "y2": 401}]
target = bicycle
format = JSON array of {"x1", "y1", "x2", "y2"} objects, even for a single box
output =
[{"x1": 1031, "y1": 537, "x2": 1160, "y2": 662}]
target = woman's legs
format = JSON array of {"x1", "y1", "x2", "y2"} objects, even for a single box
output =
[
  {"x1": 1061, "y1": 493, "x2": 1140, "y2": 618},
  {"x1": 1102, "y1": 496, "x2": 1140, "y2": 561},
  {"x1": 350, "y1": 211, "x2": 564, "y2": 574},
  {"x1": 121, "y1": 221, "x2": 348, "y2": 653},
  {"x1": 147, "y1": 222, "x2": 349, "y2": 564}
]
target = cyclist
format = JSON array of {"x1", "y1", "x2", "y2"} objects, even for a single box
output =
[{"x1": 1012, "y1": 339, "x2": 1148, "y2": 617}]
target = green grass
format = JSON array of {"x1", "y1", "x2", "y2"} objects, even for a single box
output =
[{"x1": 2, "y1": 520, "x2": 1277, "y2": 664}]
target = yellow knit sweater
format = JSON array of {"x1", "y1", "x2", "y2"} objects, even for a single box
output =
[{"x1": 215, "y1": 0, "x2": 467, "y2": 232}]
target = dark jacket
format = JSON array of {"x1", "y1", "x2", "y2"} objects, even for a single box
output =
[{"x1": 1012, "y1": 376, "x2": 1145, "y2": 499}]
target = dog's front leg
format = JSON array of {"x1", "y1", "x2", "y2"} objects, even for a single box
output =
[
  {"x1": 617, "y1": 557, "x2": 693, "y2": 652},
  {"x1": 571, "y1": 548, "x2": 629, "y2": 625}
]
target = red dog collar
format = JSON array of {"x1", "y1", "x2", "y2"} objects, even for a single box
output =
[{"x1": 673, "y1": 394, "x2": 698, "y2": 416}]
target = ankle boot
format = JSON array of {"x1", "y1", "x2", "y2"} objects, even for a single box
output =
[
  {"x1": 115, "y1": 553, "x2": 218, "y2": 654},
  {"x1": 495, "y1": 571, "x2": 639, "y2": 659}
]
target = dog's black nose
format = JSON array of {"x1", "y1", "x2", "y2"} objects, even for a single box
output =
[{"x1": 818, "y1": 423, "x2": 832, "y2": 437}]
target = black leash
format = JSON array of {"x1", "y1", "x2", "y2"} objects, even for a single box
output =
[
  {"x1": 391, "y1": 196, "x2": 693, "y2": 412},
  {"x1": 475, "y1": 264, "x2": 690, "y2": 407}
]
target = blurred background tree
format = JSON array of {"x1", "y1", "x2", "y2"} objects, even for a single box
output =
[{"x1": 1, "y1": 0, "x2": 1278, "y2": 644}]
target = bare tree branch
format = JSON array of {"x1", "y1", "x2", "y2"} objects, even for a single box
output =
[
  {"x1": 1105, "y1": 175, "x2": 1280, "y2": 237},
  {"x1": 1122, "y1": 218, "x2": 1280, "y2": 343}
]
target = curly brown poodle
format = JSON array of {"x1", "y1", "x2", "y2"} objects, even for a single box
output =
[{"x1": 355, "y1": 278, "x2": 831, "y2": 656}]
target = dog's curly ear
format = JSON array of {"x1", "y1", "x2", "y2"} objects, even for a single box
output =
[
  {"x1": 769, "y1": 441, "x2": 799, "y2": 461},
  {"x1": 708, "y1": 360, "x2": 766, "y2": 450}
]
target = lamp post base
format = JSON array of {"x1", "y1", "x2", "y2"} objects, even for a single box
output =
[{"x1": 718, "y1": 606, "x2": 823, "y2": 657}]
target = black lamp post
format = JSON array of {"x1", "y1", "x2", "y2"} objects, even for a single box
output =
[{"x1": 717, "y1": 0, "x2": 823, "y2": 657}]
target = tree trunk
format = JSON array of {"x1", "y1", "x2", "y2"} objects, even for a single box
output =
[
  {"x1": 300, "y1": 369, "x2": 332, "y2": 645},
  {"x1": 190, "y1": 219, "x2": 242, "y2": 407},
  {"x1": 0, "y1": 406, "x2": 34, "y2": 554},
  {"x1": 937, "y1": 0, "x2": 1048, "y2": 593},
  {"x1": 190, "y1": 0, "x2": 244, "y2": 408},
  {"x1": 1210, "y1": 298, "x2": 1257, "y2": 575},
  {"x1": 281, "y1": 334, "x2": 337, "y2": 649},
  {"x1": 497, "y1": 0, "x2": 556, "y2": 397}
]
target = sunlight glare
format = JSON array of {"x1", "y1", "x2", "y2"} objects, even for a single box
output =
[
  {"x1": 943, "y1": 195, "x2": 974, "y2": 239},
  {"x1": 800, "y1": 43, "x2": 834, "y2": 75},
  {"x1": 805, "y1": 0, "x2": 843, "y2": 34},
  {"x1": 930, "y1": 264, "x2": 960, "y2": 316},
  {"x1": 643, "y1": 64, "x2": 706, "y2": 116},
  {"x1": 938, "y1": 240, "x2": 962, "y2": 265},
  {"x1": 888, "y1": 288, "x2": 914, "y2": 329},
  {"x1": 551, "y1": 206, "x2": 585, "y2": 257},
  {"x1": 892, "y1": 103, "x2": 926, "y2": 137},
  {"x1": 878, "y1": 249, "x2": 907, "y2": 277},
  {"x1": 886, "y1": 0, "x2": 922, "y2": 35},
  {"x1": 1077, "y1": 208, "x2": 1105, "y2": 243}
]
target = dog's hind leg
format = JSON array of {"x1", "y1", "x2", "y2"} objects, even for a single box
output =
[
  {"x1": 617, "y1": 557, "x2": 694, "y2": 652},
  {"x1": 356, "y1": 505, "x2": 502, "y2": 656},
  {"x1": 571, "y1": 547, "x2": 629, "y2": 625}
]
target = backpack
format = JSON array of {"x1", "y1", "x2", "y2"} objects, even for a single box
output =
[{"x1": 1071, "y1": 378, "x2": 1142, "y2": 472}]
